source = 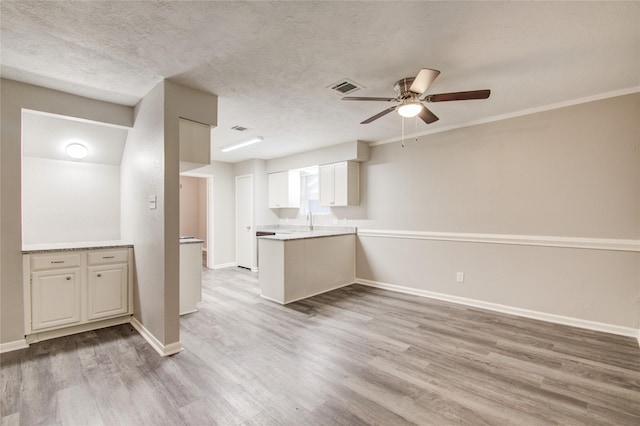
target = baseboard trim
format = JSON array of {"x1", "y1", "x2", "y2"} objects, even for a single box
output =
[
  {"x1": 25, "y1": 316, "x2": 132, "y2": 345},
  {"x1": 130, "y1": 317, "x2": 184, "y2": 357},
  {"x1": 210, "y1": 262, "x2": 237, "y2": 270},
  {"x1": 261, "y1": 280, "x2": 354, "y2": 305},
  {"x1": 0, "y1": 339, "x2": 29, "y2": 354},
  {"x1": 357, "y1": 229, "x2": 640, "y2": 252},
  {"x1": 355, "y1": 278, "x2": 639, "y2": 339}
]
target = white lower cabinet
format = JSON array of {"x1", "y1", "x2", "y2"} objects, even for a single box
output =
[{"x1": 24, "y1": 247, "x2": 133, "y2": 337}]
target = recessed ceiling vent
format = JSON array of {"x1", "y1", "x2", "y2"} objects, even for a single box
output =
[
  {"x1": 231, "y1": 125, "x2": 248, "y2": 131},
  {"x1": 328, "y1": 79, "x2": 364, "y2": 95}
]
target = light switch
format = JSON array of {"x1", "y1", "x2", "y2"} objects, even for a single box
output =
[{"x1": 148, "y1": 195, "x2": 157, "y2": 210}]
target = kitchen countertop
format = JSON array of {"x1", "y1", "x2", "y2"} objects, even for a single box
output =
[
  {"x1": 180, "y1": 237, "x2": 204, "y2": 245},
  {"x1": 22, "y1": 240, "x2": 134, "y2": 254},
  {"x1": 256, "y1": 225, "x2": 356, "y2": 241}
]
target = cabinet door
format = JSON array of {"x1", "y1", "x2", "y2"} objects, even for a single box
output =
[
  {"x1": 32, "y1": 268, "x2": 81, "y2": 331},
  {"x1": 333, "y1": 162, "x2": 349, "y2": 206},
  {"x1": 268, "y1": 171, "x2": 288, "y2": 208},
  {"x1": 87, "y1": 264, "x2": 128, "y2": 320},
  {"x1": 319, "y1": 164, "x2": 335, "y2": 206},
  {"x1": 269, "y1": 171, "x2": 301, "y2": 208}
]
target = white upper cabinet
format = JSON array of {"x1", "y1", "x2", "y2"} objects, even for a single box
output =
[
  {"x1": 319, "y1": 161, "x2": 359, "y2": 207},
  {"x1": 268, "y1": 170, "x2": 301, "y2": 208}
]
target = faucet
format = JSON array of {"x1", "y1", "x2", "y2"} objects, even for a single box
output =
[{"x1": 307, "y1": 212, "x2": 313, "y2": 229}]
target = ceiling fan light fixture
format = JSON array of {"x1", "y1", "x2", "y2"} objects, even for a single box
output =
[
  {"x1": 221, "y1": 136, "x2": 264, "y2": 152},
  {"x1": 397, "y1": 101, "x2": 422, "y2": 118}
]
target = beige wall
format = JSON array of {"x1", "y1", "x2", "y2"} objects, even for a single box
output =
[
  {"x1": 354, "y1": 93, "x2": 640, "y2": 331},
  {"x1": 121, "y1": 79, "x2": 217, "y2": 349},
  {"x1": 179, "y1": 176, "x2": 204, "y2": 239},
  {"x1": 0, "y1": 79, "x2": 133, "y2": 345},
  {"x1": 120, "y1": 81, "x2": 169, "y2": 343}
]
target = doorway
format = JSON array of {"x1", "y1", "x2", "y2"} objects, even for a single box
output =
[
  {"x1": 179, "y1": 174, "x2": 213, "y2": 268},
  {"x1": 235, "y1": 174, "x2": 254, "y2": 269}
]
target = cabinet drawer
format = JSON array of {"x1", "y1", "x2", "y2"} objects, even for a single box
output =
[
  {"x1": 31, "y1": 253, "x2": 81, "y2": 271},
  {"x1": 88, "y1": 249, "x2": 129, "y2": 265}
]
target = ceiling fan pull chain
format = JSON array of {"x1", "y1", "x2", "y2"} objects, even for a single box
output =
[
  {"x1": 401, "y1": 117, "x2": 406, "y2": 148},
  {"x1": 415, "y1": 117, "x2": 418, "y2": 142}
]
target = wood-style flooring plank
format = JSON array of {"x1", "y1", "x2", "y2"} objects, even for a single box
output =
[{"x1": 2, "y1": 267, "x2": 639, "y2": 425}]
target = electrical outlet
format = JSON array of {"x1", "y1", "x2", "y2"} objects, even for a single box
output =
[{"x1": 456, "y1": 272, "x2": 464, "y2": 283}]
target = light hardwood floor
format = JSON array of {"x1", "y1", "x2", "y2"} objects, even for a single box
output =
[{"x1": 2, "y1": 267, "x2": 639, "y2": 425}]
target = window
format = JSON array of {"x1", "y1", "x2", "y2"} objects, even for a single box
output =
[{"x1": 299, "y1": 166, "x2": 330, "y2": 215}]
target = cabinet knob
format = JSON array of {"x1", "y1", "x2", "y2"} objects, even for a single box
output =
[
  {"x1": 97, "y1": 274, "x2": 102, "y2": 278},
  {"x1": 66, "y1": 276, "x2": 71, "y2": 280}
]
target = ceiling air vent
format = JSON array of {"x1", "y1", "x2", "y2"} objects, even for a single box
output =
[
  {"x1": 328, "y1": 79, "x2": 364, "y2": 95},
  {"x1": 231, "y1": 125, "x2": 248, "y2": 131}
]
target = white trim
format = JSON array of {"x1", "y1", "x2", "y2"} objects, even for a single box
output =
[
  {"x1": 25, "y1": 315, "x2": 132, "y2": 345},
  {"x1": 22, "y1": 108, "x2": 133, "y2": 130},
  {"x1": 130, "y1": 317, "x2": 184, "y2": 357},
  {"x1": 0, "y1": 339, "x2": 29, "y2": 353},
  {"x1": 209, "y1": 262, "x2": 237, "y2": 270},
  {"x1": 357, "y1": 229, "x2": 640, "y2": 252},
  {"x1": 260, "y1": 281, "x2": 353, "y2": 305},
  {"x1": 356, "y1": 278, "x2": 639, "y2": 339},
  {"x1": 372, "y1": 87, "x2": 640, "y2": 146}
]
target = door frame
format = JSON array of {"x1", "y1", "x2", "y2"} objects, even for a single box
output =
[
  {"x1": 235, "y1": 174, "x2": 255, "y2": 271},
  {"x1": 179, "y1": 172, "x2": 214, "y2": 269}
]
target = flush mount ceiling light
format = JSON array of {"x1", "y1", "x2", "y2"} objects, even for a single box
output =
[
  {"x1": 65, "y1": 142, "x2": 88, "y2": 159},
  {"x1": 220, "y1": 136, "x2": 263, "y2": 153},
  {"x1": 397, "y1": 100, "x2": 423, "y2": 118}
]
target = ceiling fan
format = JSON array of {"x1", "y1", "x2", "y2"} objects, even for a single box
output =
[{"x1": 342, "y1": 68, "x2": 490, "y2": 124}]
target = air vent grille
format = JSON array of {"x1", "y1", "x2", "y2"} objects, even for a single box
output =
[
  {"x1": 328, "y1": 79, "x2": 363, "y2": 95},
  {"x1": 231, "y1": 125, "x2": 248, "y2": 131}
]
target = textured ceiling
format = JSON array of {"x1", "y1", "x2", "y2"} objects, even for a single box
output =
[{"x1": 2, "y1": 1, "x2": 639, "y2": 163}]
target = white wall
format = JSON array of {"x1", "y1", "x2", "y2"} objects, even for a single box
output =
[
  {"x1": 354, "y1": 93, "x2": 640, "y2": 333},
  {"x1": 22, "y1": 157, "x2": 121, "y2": 244}
]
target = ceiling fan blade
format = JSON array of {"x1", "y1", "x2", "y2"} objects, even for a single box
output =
[
  {"x1": 418, "y1": 105, "x2": 439, "y2": 124},
  {"x1": 409, "y1": 68, "x2": 441, "y2": 94},
  {"x1": 342, "y1": 96, "x2": 396, "y2": 102},
  {"x1": 361, "y1": 106, "x2": 397, "y2": 124},
  {"x1": 424, "y1": 89, "x2": 491, "y2": 102}
]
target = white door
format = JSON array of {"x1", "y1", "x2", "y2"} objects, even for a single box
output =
[{"x1": 235, "y1": 175, "x2": 254, "y2": 269}]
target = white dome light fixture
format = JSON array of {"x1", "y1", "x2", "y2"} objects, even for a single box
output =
[
  {"x1": 65, "y1": 142, "x2": 88, "y2": 159},
  {"x1": 397, "y1": 100, "x2": 423, "y2": 118}
]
